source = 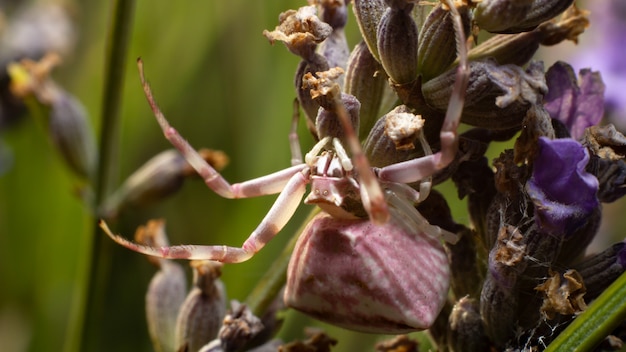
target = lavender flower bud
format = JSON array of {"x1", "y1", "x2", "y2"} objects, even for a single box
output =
[
  {"x1": 353, "y1": 0, "x2": 386, "y2": 62},
  {"x1": 475, "y1": 0, "x2": 574, "y2": 34},
  {"x1": 7, "y1": 55, "x2": 97, "y2": 179},
  {"x1": 418, "y1": 3, "x2": 470, "y2": 82},
  {"x1": 422, "y1": 60, "x2": 546, "y2": 129},
  {"x1": 448, "y1": 297, "x2": 489, "y2": 352},
  {"x1": 343, "y1": 41, "x2": 389, "y2": 138},
  {"x1": 376, "y1": 2, "x2": 418, "y2": 85},
  {"x1": 447, "y1": 227, "x2": 485, "y2": 299},
  {"x1": 99, "y1": 148, "x2": 228, "y2": 218},
  {"x1": 573, "y1": 241, "x2": 626, "y2": 300},
  {"x1": 474, "y1": 0, "x2": 534, "y2": 33},
  {"x1": 175, "y1": 261, "x2": 227, "y2": 352},
  {"x1": 48, "y1": 89, "x2": 97, "y2": 179},
  {"x1": 139, "y1": 220, "x2": 187, "y2": 352}
]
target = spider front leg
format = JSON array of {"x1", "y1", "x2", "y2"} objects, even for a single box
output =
[
  {"x1": 137, "y1": 58, "x2": 304, "y2": 200},
  {"x1": 101, "y1": 167, "x2": 310, "y2": 263}
]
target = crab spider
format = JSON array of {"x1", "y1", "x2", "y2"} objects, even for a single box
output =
[{"x1": 102, "y1": 0, "x2": 470, "y2": 333}]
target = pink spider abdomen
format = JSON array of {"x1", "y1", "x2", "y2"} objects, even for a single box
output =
[{"x1": 285, "y1": 212, "x2": 450, "y2": 334}]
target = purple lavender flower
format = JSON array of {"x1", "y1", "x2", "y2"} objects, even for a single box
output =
[
  {"x1": 544, "y1": 61, "x2": 605, "y2": 140},
  {"x1": 566, "y1": 0, "x2": 626, "y2": 130},
  {"x1": 526, "y1": 137, "x2": 599, "y2": 237}
]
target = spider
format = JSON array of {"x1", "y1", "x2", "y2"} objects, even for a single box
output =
[{"x1": 101, "y1": 1, "x2": 469, "y2": 334}]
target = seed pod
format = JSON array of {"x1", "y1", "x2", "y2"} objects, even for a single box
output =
[
  {"x1": 418, "y1": 3, "x2": 470, "y2": 82},
  {"x1": 448, "y1": 297, "x2": 489, "y2": 352},
  {"x1": 99, "y1": 148, "x2": 228, "y2": 218},
  {"x1": 139, "y1": 220, "x2": 188, "y2": 352},
  {"x1": 344, "y1": 41, "x2": 389, "y2": 138},
  {"x1": 353, "y1": 0, "x2": 386, "y2": 62},
  {"x1": 48, "y1": 89, "x2": 97, "y2": 179},
  {"x1": 376, "y1": 4, "x2": 418, "y2": 85},
  {"x1": 175, "y1": 261, "x2": 227, "y2": 352}
]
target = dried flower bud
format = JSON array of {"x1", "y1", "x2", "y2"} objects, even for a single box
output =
[
  {"x1": 363, "y1": 105, "x2": 424, "y2": 168},
  {"x1": 263, "y1": 5, "x2": 332, "y2": 60},
  {"x1": 217, "y1": 301, "x2": 264, "y2": 352},
  {"x1": 353, "y1": 0, "x2": 386, "y2": 62},
  {"x1": 48, "y1": 89, "x2": 97, "y2": 179},
  {"x1": 343, "y1": 41, "x2": 389, "y2": 138},
  {"x1": 422, "y1": 59, "x2": 546, "y2": 129},
  {"x1": 418, "y1": 3, "x2": 470, "y2": 82},
  {"x1": 448, "y1": 297, "x2": 488, "y2": 352},
  {"x1": 376, "y1": 4, "x2": 418, "y2": 85},
  {"x1": 317, "y1": 0, "x2": 350, "y2": 86},
  {"x1": 99, "y1": 148, "x2": 228, "y2": 218},
  {"x1": 535, "y1": 269, "x2": 587, "y2": 319},
  {"x1": 139, "y1": 220, "x2": 188, "y2": 352},
  {"x1": 175, "y1": 261, "x2": 227, "y2": 352},
  {"x1": 475, "y1": 0, "x2": 574, "y2": 34},
  {"x1": 383, "y1": 108, "x2": 424, "y2": 150}
]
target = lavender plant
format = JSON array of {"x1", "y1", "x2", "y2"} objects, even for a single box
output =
[{"x1": 2, "y1": 1, "x2": 626, "y2": 351}]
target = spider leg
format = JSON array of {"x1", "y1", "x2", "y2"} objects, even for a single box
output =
[
  {"x1": 386, "y1": 190, "x2": 459, "y2": 244},
  {"x1": 376, "y1": 0, "x2": 469, "y2": 185},
  {"x1": 138, "y1": 58, "x2": 304, "y2": 199},
  {"x1": 334, "y1": 97, "x2": 390, "y2": 225},
  {"x1": 101, "y1": 169, "x2": 310, "y2": 263}
]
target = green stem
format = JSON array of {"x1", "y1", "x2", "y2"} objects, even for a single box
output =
[
  {"x1": 245, "y1": 208, "x2": 319, "y2": 317},
  {"x1": 545, "y1": 272, "x2": 626, "y2": 352},
  {"x1": 64, "y1": 1, "x2": 136, "y2": 351}
]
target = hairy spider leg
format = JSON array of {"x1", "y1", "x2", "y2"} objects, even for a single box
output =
[
  {"x1": 376, "y1": 0, "x2": 470, "y2": 186},
  {"x1": 101, "y1": 59, "x2": 320, "y2": 263},
  {"x1": 332, "y1": 93, "x2": 390, "y2": 225},
  {"x1": 101, "y1": 165, "x2": 310, "y2": 262}
]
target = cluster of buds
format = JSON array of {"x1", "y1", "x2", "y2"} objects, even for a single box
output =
[
  {"x1": 92, "y1": 0, "x2": 625, "y2": 350},
  {"x1": 260, "y1": 0, "x2": 626, "y2": 350}
]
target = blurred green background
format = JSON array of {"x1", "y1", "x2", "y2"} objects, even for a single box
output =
[{"x1": 0, "y1": 1, "x2": 624, "y2": 352}]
